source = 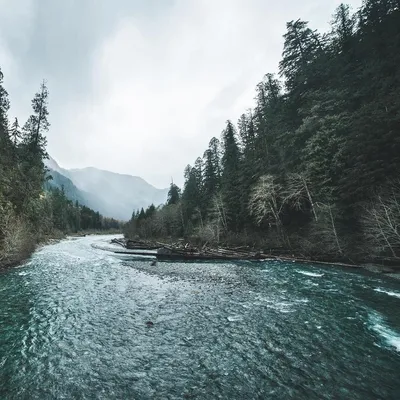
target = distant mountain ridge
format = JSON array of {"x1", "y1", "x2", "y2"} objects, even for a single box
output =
[{"x1": 45, "y1": 157, "x2": 168, "y2": 221}]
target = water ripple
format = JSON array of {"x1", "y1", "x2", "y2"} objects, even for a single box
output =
[{"x1": 1, "y1": 235, "x2": 400, "y2": 399}]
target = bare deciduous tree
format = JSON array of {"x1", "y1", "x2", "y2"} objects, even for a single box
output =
[
  {"x1": 209, "y1": 193, "x2": 228, "y2": 241},
  {"x1": 249, "y1": 175, "x2": 282, "y2": 227},
  {"x1": 362, "y1": 183, "x2": 400, "y2": 258},
  {"x1": 283, "y1": 173, "x2": 318, "y2": 221}
]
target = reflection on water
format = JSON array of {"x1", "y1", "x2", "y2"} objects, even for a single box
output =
[{"x1": 1, "y1": 235, "x2": 400, "y2": 399}]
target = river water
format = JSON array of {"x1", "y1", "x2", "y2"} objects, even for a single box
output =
[{"x1": 1, "y1": 235, "x2": 400, "y2": 399}]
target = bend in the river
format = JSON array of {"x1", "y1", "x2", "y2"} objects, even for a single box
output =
[{"x1": 1, "y1": 235, "x2": 400, "y2": 399}]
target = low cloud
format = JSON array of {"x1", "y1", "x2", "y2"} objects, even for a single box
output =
[{"x1": 0, "y1": 0, "x2": 362, "y2": 188}]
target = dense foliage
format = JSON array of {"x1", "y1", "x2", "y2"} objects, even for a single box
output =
[
  {"x1": 125, "y1": 0, "x2": 400, "y2": 262},
  {"x1": 0, "y1": 74, "x2": 120, "y2": 267}
]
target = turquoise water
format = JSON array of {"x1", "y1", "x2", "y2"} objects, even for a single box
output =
[{"x1": 1, "y1": 235, "x2": 400, "y2": 399}]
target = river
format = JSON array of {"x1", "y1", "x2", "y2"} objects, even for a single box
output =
[{"x1": 1, "y1": 235, "x2": 400, "y2": 399}]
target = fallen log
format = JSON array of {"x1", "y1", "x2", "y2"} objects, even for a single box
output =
[
  {"x1": 126, "y1": 239, "x2": 159, "y2": 250},
  {"x1": 155, "y1": 247, "x2": 264, "y2": 261},
  {"x1": 111, "y1": 238, "x2": 126, "y2": 247}
]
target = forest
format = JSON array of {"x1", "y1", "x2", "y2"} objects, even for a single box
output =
[
  {"x1": 0, "y1": 77, "x2": 120, "y2": 267},
  {"x1": 124, "y1": 0, "x2": 400, "y2": 263}
]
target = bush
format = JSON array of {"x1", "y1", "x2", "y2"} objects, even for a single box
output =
[{"x1": 0, "y1": 204, "x2": 35, "y2": 267}]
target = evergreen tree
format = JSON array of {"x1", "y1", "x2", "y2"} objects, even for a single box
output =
[
  {"x1": 209, "y1": 137, "x2": 222, "y2": 182},
  {"x1": 331, "y1": 3, "x2": 356, "y2": 53},
  {"x1": 145, "y1": 204, "x2": 156, "y2": 218},
  {"x1": 202, "y1": 138, "x2": 222, "y2": 217},
  {"x1": 0, "y1": 68, "x2": 9, "y2": 141},
  {"x1": 21, "y1": 81, "x2": 50, "y2": 159},
  {"x1": 237, "y1": 113, "x2": 257, "y2": 225},
  {"x1": 181, "y1": 165, "x2": 202, "y2": 231},
  {"x1": 167, "y1": 183, "x2": 181, "y2": 205},
  {"x1": 279, "y1": 19, "x2": 323, "y2": 94},
  {"x1": 203, "y1": 148, "x2": 218, "y2": 213},
  {"x1": 10, "y1": 118, "x2": 21, "y2": 148},
  {"x1": 221, "y1": 121, "x2": 241, "y2": 230},
  {"x1": 14, "y1": 82, "x2": 50, "y2": 215},
  {"x1": 0, "y1": 69, "x2": 11, "y2": 205}
]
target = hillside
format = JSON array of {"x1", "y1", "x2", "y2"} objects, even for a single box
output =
[
  {"x1": 45, "y1": 169, "x2": 88, "y2": 205},
  {"x1": 45, "y1": 157, "x2": 168, "y2": 220}
]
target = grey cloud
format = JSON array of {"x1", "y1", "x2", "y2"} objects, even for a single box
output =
[{"x1": 0, "y1": 0, "x2": 362, "y2": 188}]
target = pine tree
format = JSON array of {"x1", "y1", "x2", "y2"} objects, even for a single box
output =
[
  {"x1": 209, "y1": 137, "x2": 222, "y2": 182},
  {"x1": 331, "y1": 3, "x2": 356, "y2": 53},
  {"x1": 279, "y1": 19, "x2": 323, "y2": 93},
  {"x1": 145, "y1": 204, "x2": 156, "y2": 218},
  {"x1": 21, "y1": 81, "x2": 50, "y2": 159},
  {"x1": 0, "y1": 68, "x2": 11, "y2": 204},
  {"x1": 181, "y1": 164, "x2": 203, "y2": 232},
  {"x1": 167, "y1": 183, "x2": 181, "y2": 205},
  {"x1": 237, "y1": 112, "x2": 257, "y2": 225},
  {"x1": 0, "y1": 68, "x2": 9, "y2": 141},
  {"x1": 10, "y1": 118, "x2": 21, "y2": 148},
  {"x1": 253, "y1": 74, "x2": 285, "y2": 175},
  {"x1": 203, "y1": 143, "x2": 220, "y2": 216},
  {"x1": 203, "y1": 149, "x2": 217, "y2": 197},
  {"x1": 221, "y1": 121, "x2": 241, "y2": 230},
  {"x1": 9, "y1": 118, "x2": 21, "y2": 163}
]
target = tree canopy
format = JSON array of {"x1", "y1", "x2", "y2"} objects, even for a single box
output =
[{"x1": 124, "y1": 1, "x2": 400, "y2": 262}]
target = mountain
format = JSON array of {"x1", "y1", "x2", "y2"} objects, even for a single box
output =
[
  {"x1": 45, "y1": 157, "x2": 168, "y2": 221},
  {"x1": 45, "y1": 168, "x2": 107, "y2": 213},
  {"x1": 45, "y1": 169, "x2": 89, "y2": 205},
  {"x1": 45, "y1": 156, "x2": 66, "y2": 175}
]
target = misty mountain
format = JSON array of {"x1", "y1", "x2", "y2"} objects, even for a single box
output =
[
  {"x1": 45, "y1": 168, "x2": 108, "y2": 214},
  {"x1": 45, "y1": 157, "x2": 168, "y2": 220},
  {"x1": 45, "y1": 169, "x2": 89, "y2": 205}
]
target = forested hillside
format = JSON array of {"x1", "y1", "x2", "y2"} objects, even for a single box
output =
[
  {"x1": 0, "y1": 75, "x2": 120, "y2": 267},
  {"x1": 44, "y1": 156, "x2": 168, "y2": 221},
  {"x1": 45, "y1": 168, "x2": 90, "y2": 205},
  {"x1": 64, "y1": 167, "x2": 169, "y2": 221},
  {"x1": 125, "y1": 0, "x2": 400, "y2": 263}
]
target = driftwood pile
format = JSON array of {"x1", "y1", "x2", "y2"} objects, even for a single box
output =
[
  {"x1": 111, "y1": 238, "x2": 158, "y2": 250},
  {"x1": 155, "y1": 242, "x2": 265, "y2": 261},
  {"x1": 126, "y1": 239, "x2": 159, "y2": 250},
  {"x1": 111, "y1": 238, "x2": 273, "y2": 261},
  {"x1": 111, "y1": 238, "x2": 126, "y2": 247},
  {"x1": 110, "y1": 238, "x2": 364, "y2": 268}
]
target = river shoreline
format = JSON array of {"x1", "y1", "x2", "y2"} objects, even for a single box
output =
[
  {"x1": 0, "y1": 231, "x2": 122, "y2": 272},
  {"x1": 0, "y1": 235, "x2": 63, "y2": 272},
  {"x1": 3, "y1": 234, "x2": 399, "y2": 280},
  {"x1": 113, "y1": 237, "x2": 400, "y2": 278}
]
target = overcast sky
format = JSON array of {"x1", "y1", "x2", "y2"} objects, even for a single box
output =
[{"x1": 0, "y1": 0, "x2": 362, "y2": 188}]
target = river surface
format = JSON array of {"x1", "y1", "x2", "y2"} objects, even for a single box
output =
[{"x1": 1, "y1": 235, "x2": 400, "y2": 399}]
